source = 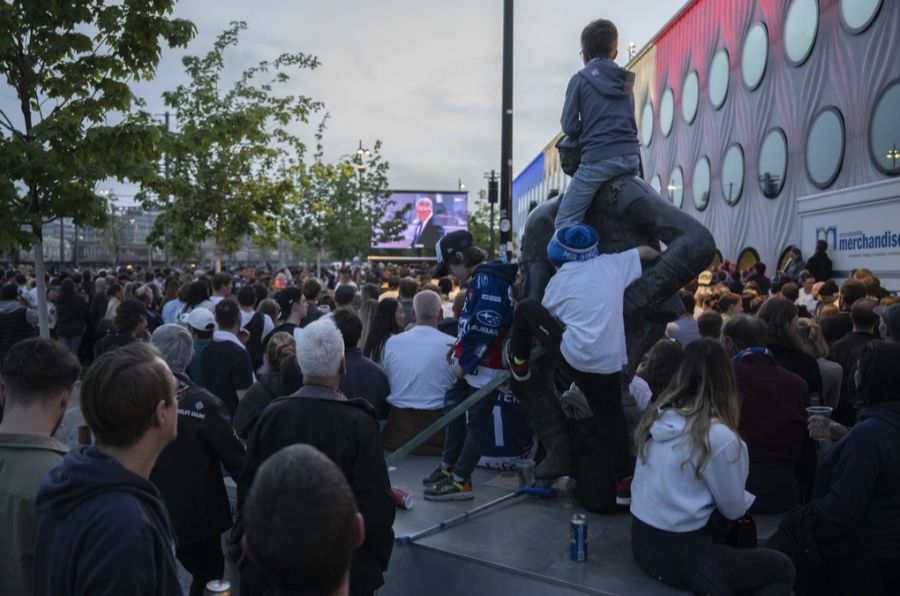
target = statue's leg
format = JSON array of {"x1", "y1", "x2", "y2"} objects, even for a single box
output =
[{"x1": 512, "y1": 366, "x2": 571, "y2": 479}]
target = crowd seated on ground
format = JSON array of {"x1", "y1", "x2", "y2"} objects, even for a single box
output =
[{"x1": 1, "y1": 253, "x2": 898, "y2": 596}]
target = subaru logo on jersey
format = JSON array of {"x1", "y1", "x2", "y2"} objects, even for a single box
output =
[{"x1": 475, "y1": 310, "x2": 502, "y2": 328}]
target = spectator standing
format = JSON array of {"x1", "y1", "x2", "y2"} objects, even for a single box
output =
[
  {"x1": 335, "y1": 267, "x2": 359, "y2": 291},
  {"x1": 746, "y1": 261, "x2": 772, "y2": 295},
  {"x1": 630, "y1": 339, "x2": 795, "y2": 595},
  {"x1": 87, "y1": 277, "x2": 108, "y2": 331},
  {"x1": 238, "y1": 319, "x2": 394, "y2": 596},
  {"x1": 0, "y1": 339, "x2": 79, "y2": 596},
  {"x1": 783, "y1": 247, "x2": 806, "y2": 283},
  {"x1": 299, "y1": 278, "x2": 324, "y2": 327},
  {"x1": 828, "y1": 298, "x2": 879, "y2": 425},
  {"x1": 55, "y1": 278, "x2": 88, "y2": 356},
  {"x1": 201, "y1": 300, "x2": 254, "y2": 417},
  {"x1": 241, "y1": 445, "x2": 363, "y2": 596},
  {"x1": 103, "y1": 283, "x2": 123, "y2": 320},
  {"x1": 333, "y1": 285, "x2": 357, "y2": 315},
  {"x1": 696, "y1": 310, "x2": 723, "y2": 340},
  {"x1": 796, "y1": 318, "x2": 843, "y2": 409},
  {"x1": 398, "y1": 277, "x2": 417, "y2": 327},
  {"x1": 237, "y1": 285, "x2": 274, "y2": 372},
  {"x1": 666, "y1": 290, "x2": 701, "y2": 346},
  {"x1": 804, "y1": 239, "x2": 833, "y2": 282},
  {"x1": 362, "y1": 298, "x2": 405, "y2": 365},
  {"x1": 176, "y1": 280, "x2": 214, "y2": 322},
  {"x1": 357, "y1": 298, "x2": 378, "y2": 349},
  {"x1": 160, "y1": 279, "x2": 183, "y2": 325},
  {"x1": 149, "y1": 325, "x2": 245, "y2": 596},
  {"x1": 424, "y1": 231, "x2": 517, "y2": 501},
  {"x1": 34, "y1": 344, "x2": 181, "y2": 596},
  {"x1": 333, "y1": 310, "x2": 389, "y2": 416},
  {"x1": 209, "y1": 272, "x2": 232, "y2": 306},
  {"x1": 93, "y1": 298, "x2": 149, "y2": 358},
  {"x1": 0, "y1": 284, "x2": 37, "y2": 363},
  {"x1": 820, "y1": 279, "x2": 867, "y2": 345},
  {"x1": 233, "y1": 331, "x2": 295, "y2": 439},
  {"x1": 264, "y1": 287, "x2": 308, "y2": 347},
  {"x1": 185, "y1": 308, "x2": 215, "y2": 387},
  {"x1": 381, "y1": 290, "x2": 457, "y2": 454},
  {"x1": 796, "y1": 271, "x2": 818, "y2": 314},
  {"x1": 722, "y1": 315, "x2": 808, "y2": 513},
  {"x1": 135, "y1": 284, "x2": 163, "y2": 333}
]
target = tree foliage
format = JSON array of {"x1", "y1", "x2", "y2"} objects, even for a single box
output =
[
  {"x1": 139, "y1": 21, "x2": 321, "y2": 271},
  {"x1": 467, "y1": 191, "x2": 495, "y2": 255},
  {"x1": 288, "y1": 116, "x2": 405, "y2": 263},
  {"x1": 0, "y1": 0, "x2": 195, "y2": 335}
]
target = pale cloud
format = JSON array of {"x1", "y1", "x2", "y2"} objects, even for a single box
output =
[{"x1": 2, "y1": 0, "x2": 686, "y2": 201}]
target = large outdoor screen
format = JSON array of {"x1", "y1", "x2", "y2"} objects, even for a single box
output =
[{"x1": 373, "y1": 191, "x2": 468, "y2": 249}]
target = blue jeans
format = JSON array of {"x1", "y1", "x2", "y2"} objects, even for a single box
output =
[
  {"x1": 441, "y1": 378, "x2": 499, "y2": 480},
  {"x1": 554, "y1": 154, "x2": 641, "y2": 229}
]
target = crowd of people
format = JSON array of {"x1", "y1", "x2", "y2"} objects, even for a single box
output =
[{"x1": 1, "y1": 224, "x2": 899, "y2": 596}]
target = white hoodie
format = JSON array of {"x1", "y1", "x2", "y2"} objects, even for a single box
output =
[{"x1": 630, "y1": 408, "x2": 755, "y2": 532}]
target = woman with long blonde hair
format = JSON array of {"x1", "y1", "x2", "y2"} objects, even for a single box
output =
[{"x1": 630, "y1": 339, "x2": 794, "y2": 595}]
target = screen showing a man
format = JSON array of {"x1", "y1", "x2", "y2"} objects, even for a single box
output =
[
  {"x1": 372, "y1": 191, "x2": 468, "y2": 249},
  {"x1": 411, "y1": 197, "x2": 444, "y2": 248}
]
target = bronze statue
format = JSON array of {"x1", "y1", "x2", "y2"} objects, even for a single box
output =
[{"x1": 515, "y1": 136, "x2": 715, "y2": 479}]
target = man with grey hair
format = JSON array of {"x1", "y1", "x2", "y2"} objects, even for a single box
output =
[
  {"x1": 239, "y1": 318, "x2": 394, "y2": 596},
  {"x1": 381, "y1": 290, "x2": 457, "y2": 454},
  {"x1": 135, "y1": 284, "x2": 163, "y2": 332},
  {"x1": 149, "y1": 324, "x2": 245, "y2": 596}
]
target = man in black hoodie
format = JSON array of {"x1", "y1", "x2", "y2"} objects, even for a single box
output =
[
  {"x1": 150, "y1": 324, "x2": 245, "y2": 596},
  {"x1": 34, "y1": 343, "x2": 181, "y2": 596}
]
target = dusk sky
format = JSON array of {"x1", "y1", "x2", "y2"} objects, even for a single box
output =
[{"x1": 8, "y1": 0, "x2": 687, "y2": 203}]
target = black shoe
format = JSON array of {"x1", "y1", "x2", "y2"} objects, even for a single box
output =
[{"x1": 422, "y1": 465, "x2": 452, "y2": 487}]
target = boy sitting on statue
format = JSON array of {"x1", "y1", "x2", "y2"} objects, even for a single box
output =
[
  {"x1": 508, "y1": 224, "x2": 658, "y2": 508},
  {"x1": 555, "y1": 18, "x2": 641, "y2": 231}
]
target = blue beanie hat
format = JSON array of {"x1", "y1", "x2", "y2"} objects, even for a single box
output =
[{"x1": 547, "y1": 224, "x2": 600, "y2": 265}]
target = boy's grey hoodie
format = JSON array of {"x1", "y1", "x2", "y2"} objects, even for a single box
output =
[{"x1": 560, "y1": 57, "x2": 640, "y2": 164}]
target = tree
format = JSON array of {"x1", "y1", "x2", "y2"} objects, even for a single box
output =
[
  {"x1": 288, "y1": 116, "x2": 405, "y2": 267},
  {"x1": 467, "y1": 190, "x2": 495, "y2": 255},
  {"x1": 0, "y1": 0, "x2": 195, "y2": 337},
  {"x1": 139, "y1": 21, "x2": 321, "y2": 272}
]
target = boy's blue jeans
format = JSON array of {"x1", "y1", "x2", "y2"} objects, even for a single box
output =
[
  {"x1": 554, "y1": 154, "x2": 641, "y2": 229},
  {"x1": 441, "y1": 378, "x2": 499, "y2": 480}
]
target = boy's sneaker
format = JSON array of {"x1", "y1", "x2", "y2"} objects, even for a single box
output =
[
  {"x1": 424, "y1": 476, "x2": 474, "y2": 501},
  {"x1": 506, "y1": 353, "x2": 531, "y2": 382},
  {"x1": 422, "y1": 465, "x2": 452, "y2": 487},
  {"x1": 615, "y1": 477, "x2": 632, "y2": 507}
]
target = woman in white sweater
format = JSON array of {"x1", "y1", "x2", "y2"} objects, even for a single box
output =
[{"x1": 630, "y1": 339, "x2": 795, "y2": 595}]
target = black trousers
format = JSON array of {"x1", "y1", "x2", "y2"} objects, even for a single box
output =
[
  {"x1": 178, "y1": 536, "x2": 225, "y2": 596},
  {"x1": 632, "y1": 517, "x2": 795, "y2": 596},
  {"x1": 510, "y1": 298, "x2": 632, "y2": 481}
]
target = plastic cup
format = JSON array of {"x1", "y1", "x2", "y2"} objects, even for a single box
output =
[{"x1": 806, "y1": 406, "x2": 833, "y2": 419}]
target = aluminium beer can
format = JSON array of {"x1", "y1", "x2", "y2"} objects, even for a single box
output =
[
  {"x1": 392, "y1": 487, "x2": 414, "y2": 510},
  {"x1": 570, "y1": 514, "x2": 588, "y2": 562}
]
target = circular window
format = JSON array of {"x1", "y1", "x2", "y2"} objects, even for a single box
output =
[
  {"x1": 640, "y1": 101, "x2": 654, "y2": 147},
  {"x1": 806, "y1": 107, "x2": 845, "y2": 188},
  {"x1": 709, "y1": 49, "x2": 730, "y2": 109},
  {"x1": 841, "y1": 0, "x2": 883, "y2": 33},
  {"x1": 682, "y1": 70, "x2": 699, "y2": 124},
  {"x1": 869, "y1": 80, "x2": 900, "y2": 175},
  {"x1": 692, "y1": 156, "x2": 711, "y2": 211},
  {"x1": 722, "y1": 144, "x2": 744, "y2": 206},
  {"x1": 660, "y1": 88, "x2": 675, "y2": 137},
  {"x1": 759, "y1": 128, "x2": 788, "y2": 197},
  {"x1": 738, "y1": 247, "x2": 760, "y2": 272},
  {"x1": 650, "y1": 174, "x2": 661, "y2": 194},
  {"x1": 785, "y1": 0, "x2": 818, "y2": 65},
  {"x1": 668, "y1": 166, "x2": 684, "y2": 207},
  {"x1": 742, "y1": 22, "x2": 768, "y2": 90}
]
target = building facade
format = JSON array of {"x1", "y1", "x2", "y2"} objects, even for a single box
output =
[{"x1": 513, "y1": 0, "x2": 900, "y2": 288}]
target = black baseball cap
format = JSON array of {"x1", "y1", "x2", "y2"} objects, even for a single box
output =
[
  {"x1": 433, "y1": 230, "x2": 474, "y2": 278},
  {"x1": 276, "y1": 287, "x2": 304, "y2": 320}
]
